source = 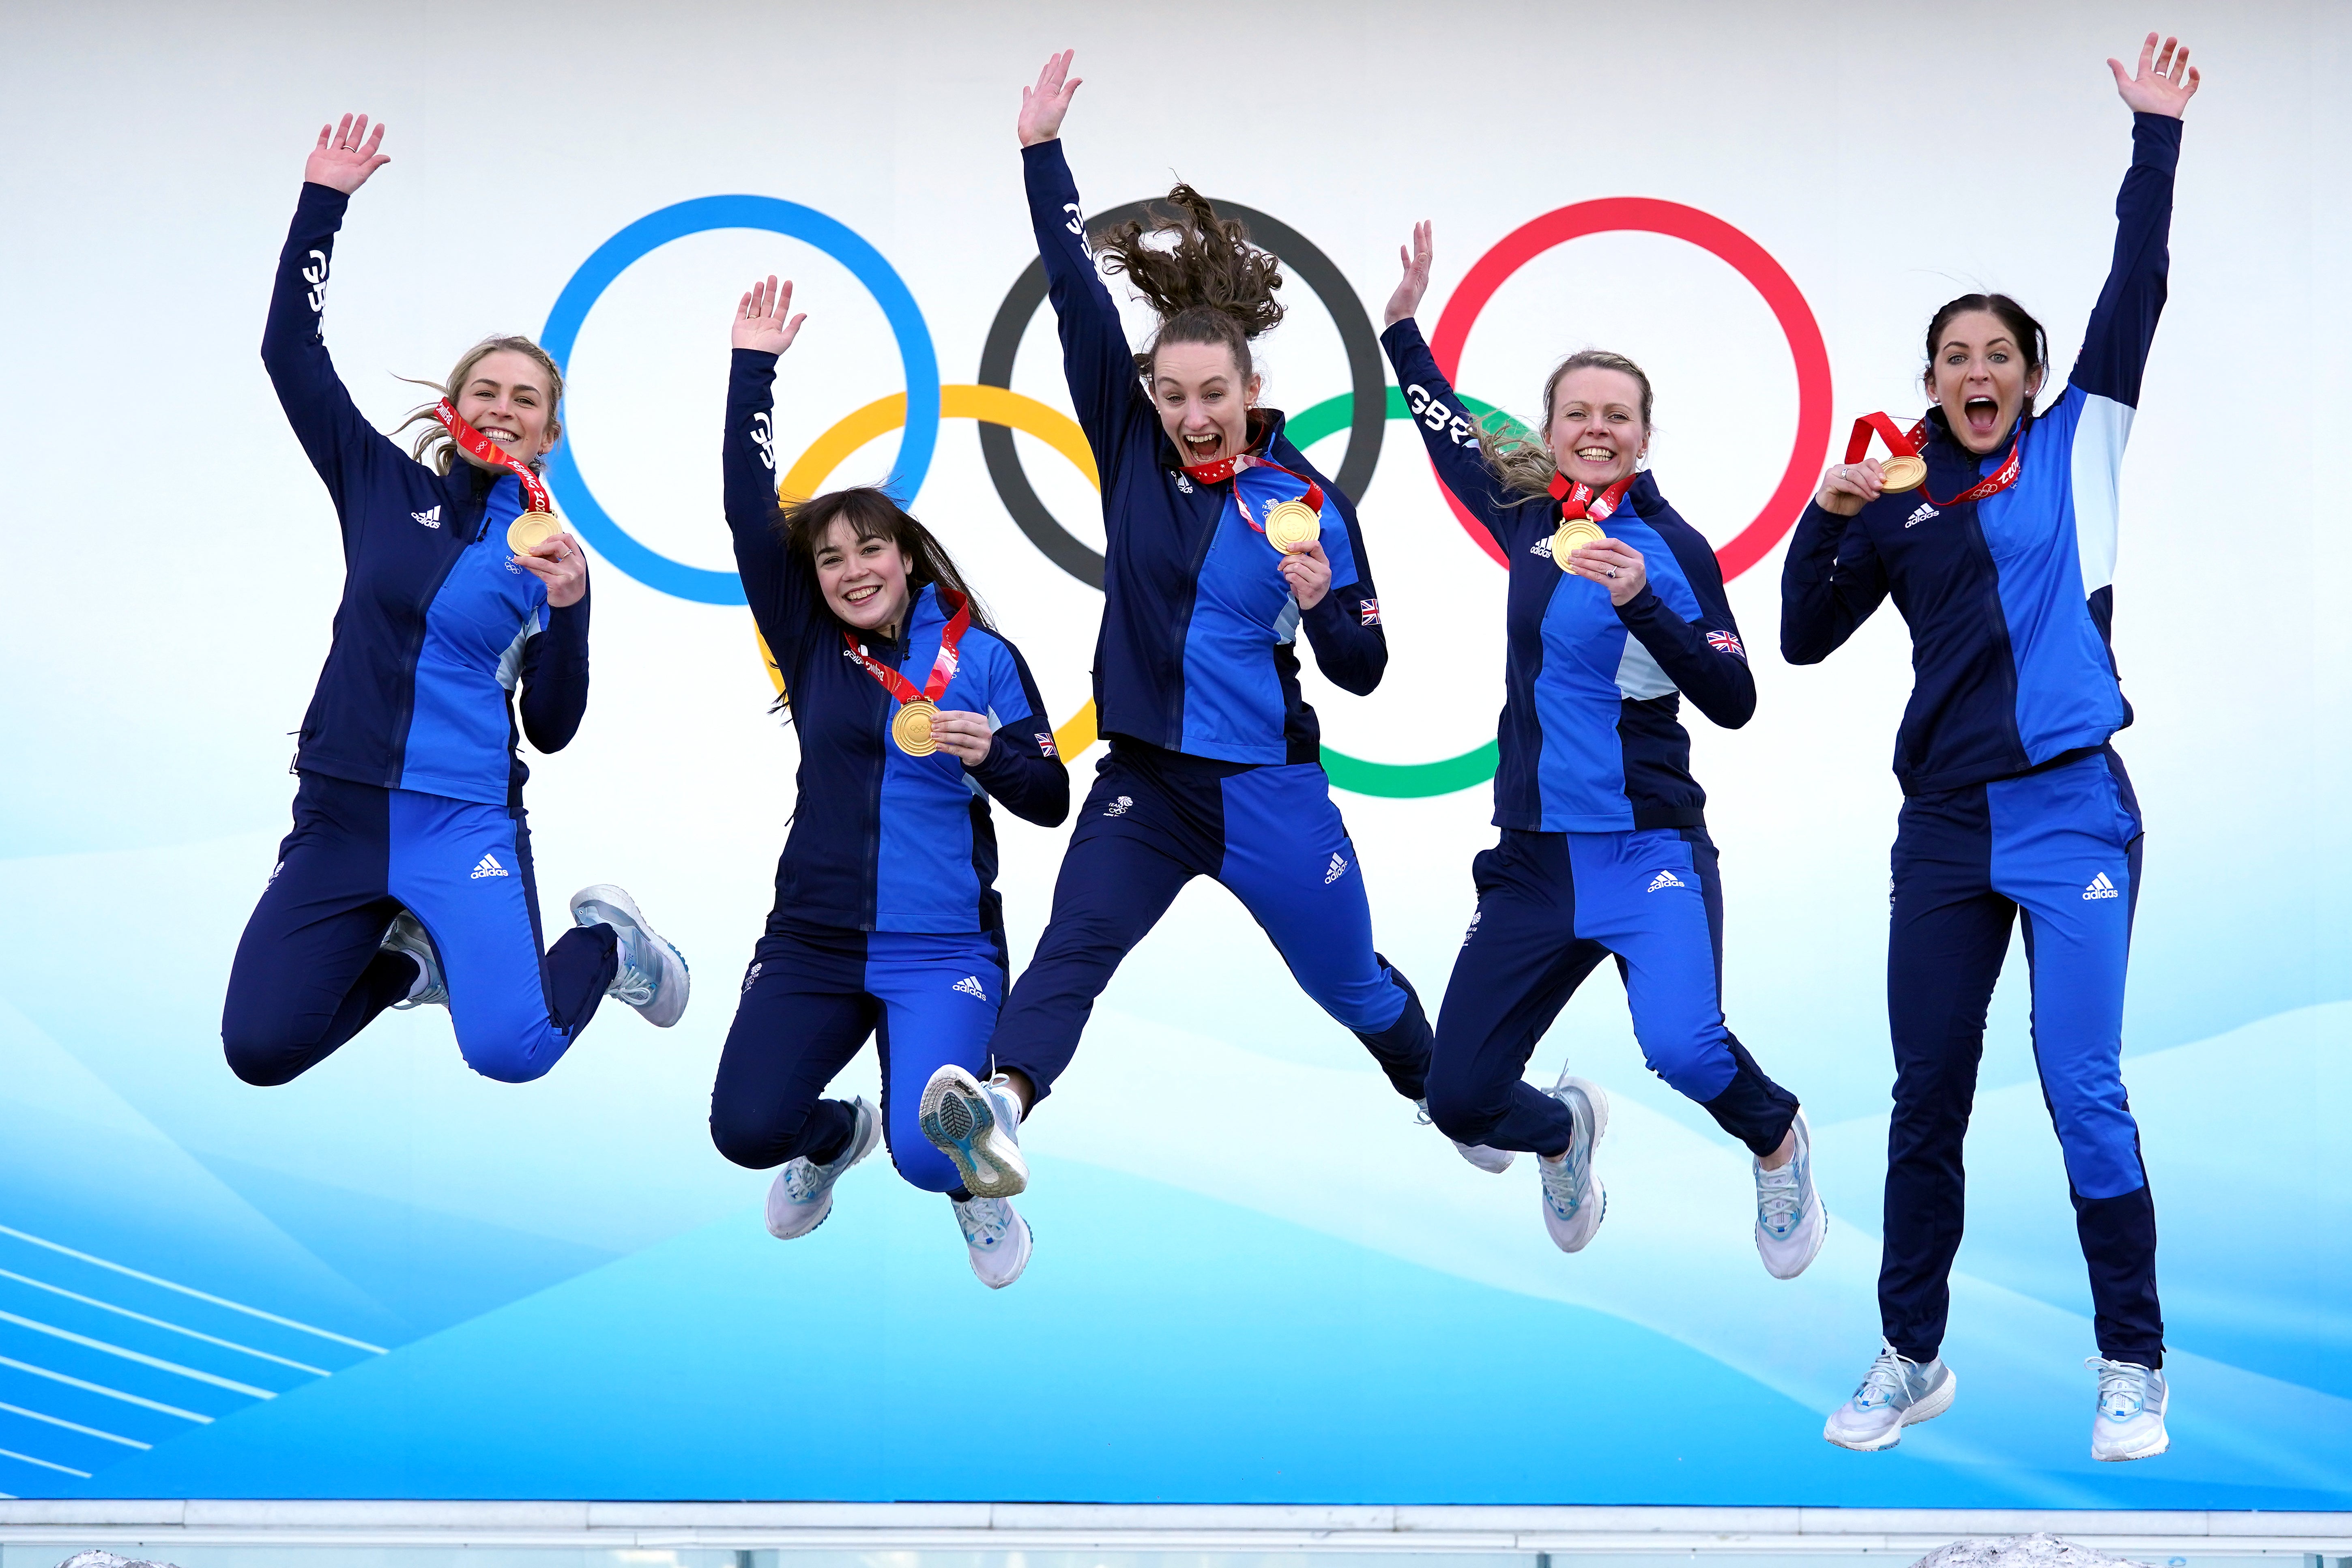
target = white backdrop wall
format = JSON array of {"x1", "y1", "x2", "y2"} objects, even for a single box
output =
[{"x1": 0, "y1": 0, "x2": 2347, "y2": 1506}]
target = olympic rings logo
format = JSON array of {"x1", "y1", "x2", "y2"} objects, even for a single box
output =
[{"x1": 539, "y1": 192, "x2": 1830, "y2": 799}]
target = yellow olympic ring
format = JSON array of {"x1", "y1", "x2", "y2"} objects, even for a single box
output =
[{"x1": 755, "y1": 384, "x2": 1104, "y2": 760}]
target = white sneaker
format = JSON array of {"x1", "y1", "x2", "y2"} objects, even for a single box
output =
[
  {"x1": 380, "y1": 912, "x2": 447, "y2": 1009},
  {"x1": 953, "y1": 1193, "x2": 1032, "y2": 1289},
  {"x1": 919, "y1": 1065, "x2": 1029, "y2": 1198},
  {"x1": 569, "y1": 884, "x2": 690, "y2": 1028},
  {"x1": 2088, "y1": 1358, "x2": 2169, "y2": 1461},
  {"x1": 764, "y1": 1098, "x2": 882, "y2": 1241},
  {"x1": 1823, "y1": 1339, "x2": 1957, "y2": 1451},
  {"x1": 1538, "y1": 1073, "x2": 1608, "y2": 1252},
  {"x1": 1415, "y1": 1098, "x2": 1514, "y2": 1173},
  {"x1": 1754, "y1": 1108, "x2": 1828, "y2": 1279}
]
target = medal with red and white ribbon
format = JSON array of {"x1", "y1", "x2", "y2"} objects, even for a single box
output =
[
  {"x1": 1845, "y1": 412, "x2": 2025, "y2": 508},
  {"x1": 841, "y1": 591, "x2": 972, "y2": 756},
  {"x1": 1181, "y1": 452, "x2": 1324, "y2": 553},
  {"x1": 432, "y1": 400, "x2": 562, "y2": 553},
  {"x1": 1546, "y1": 470, "x2": 1636, "y2": 574}
]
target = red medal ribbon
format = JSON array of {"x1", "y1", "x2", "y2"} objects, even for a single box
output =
[
  {"x1": 433, "y1": 400, "x2": 554, "y2": 516},
  {"x1": 1847, "y1": 410, "x2": 2026, "y2": 509},
  {"x1": 1546, "y1": 470, "x2": 1637, "y2": 527},
  {"x1": 1181, "y1": 452, "x2": 1325, "y2": 538},
  {"x1": 841, "y1": 591, "x2": 972, "y2": 711}
]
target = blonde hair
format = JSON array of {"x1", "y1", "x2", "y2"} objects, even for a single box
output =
[
  {"x1": 1476, "y1": 349, "x2": 1654, "y2": 497},
  {"x1": 395, "y1": 335, "x2": 566, "y2": 475}
]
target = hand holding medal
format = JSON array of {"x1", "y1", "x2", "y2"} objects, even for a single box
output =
[
  {"x1": 1566, "y1": 537, "x2": 1647, "y2": 607},
  {"x1": 842, "y1": 592, "x2": 977, "y2": 758},
  {"x1": 1277, "y1": 540, "x2": 1332, "y2": 610}
]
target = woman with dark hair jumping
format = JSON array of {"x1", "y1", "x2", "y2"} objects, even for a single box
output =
[
  {"x1": 914, "y1": 50, "x2": 1476, "y2": 1200},
  {"x1": 1784, "y1": 34, "x2": 2198, "y2": 1461},
  {"x1": 223, "y1": 113, "x2": 690, "y2": 1093},
  {"x1": 714, "y1": 277, "x2": 1068, "y2": 1287}
]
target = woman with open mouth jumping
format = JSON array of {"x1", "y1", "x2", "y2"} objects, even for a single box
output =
[
  {"x1": 915, "y1": 50, "x2": 1478, "y2": 1199},
  {"x1": 1783, "y1": 34, "x2": 2198, "y2": 1462},
  {"x1": 1379, "y1": 232, "x2": 1823, "y2": 1278},
  {"x1": 223, "y1": 114, "x2": 690, "y2": 1092},
  {"x1": 709, "y1": 278, "x2": 1068, "y2": 1289}
]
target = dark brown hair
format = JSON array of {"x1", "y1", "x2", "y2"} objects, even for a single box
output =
[
  {"x1": 1098, "y1": 184, "x2": 1284, "y2": 383},
  {"x1": 775, "y1": 486, "x2": 994, "y2": 633},
  {"x1": 1923, "y1": 293, "x2": 2050, "y2": 407},
  {"x1": 1477, "y1": 349, "x2": 1656, "y2": 497}
]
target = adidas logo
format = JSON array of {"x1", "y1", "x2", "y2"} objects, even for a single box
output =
[
  {"x1": 1462, "y1": 907, "x2": 1482, "y2": 947},
  {"x1": 1103, "y1": 795, "x2": 1133, "y2": 818},
  {"x1": 951, "y1": 975, "x2": 988, "y2": 1001},
  {"x1": 1529, "y1": 537, "x2": 1554, "y2": 559},
  {"x1": 1903, "y1": 501, "x2": 1940, "y2": 529},
  {"x1": 412, "y1": 505, "x2": 442, "y2": 529},
  {"x1": 1645, "y1": 870, "x2": 1686, "y2": 893},
  {"x1": 1323, "y1": 852, "x2": 1348, "y2": 885},
  {"x1": 468, "y1": 853, "x2": 510, "y2": 880},
  {"x1": 2083, "y1": 872, "x2": 2121, "y2": 901}
]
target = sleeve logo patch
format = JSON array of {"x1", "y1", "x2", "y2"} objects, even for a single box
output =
[
  {"x1": 1707, "y1": 629, "x2": 1747, "y2": 661},
  {"x1": 1035, "y1": 732, "x2": 1058, "y2": 757},
  {"x1": 1360, "y1": 597, "x2": 1381, "y2": 627}
]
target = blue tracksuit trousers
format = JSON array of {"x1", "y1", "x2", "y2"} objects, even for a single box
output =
[
  {"x1": 988, "y1": 743, "x2": 1431, "y2": 1105},
  {"x1": 1882, "y1": 746, "x2": 2161, "y2": 1367},
  {"x1": 710, "y1": 924, "x2": 1008, "y2": 1196},
  {"x1": 1428, "y1": 826, "x2": 1798, "y2": 1159},
  {"x1": 221, "y1": 773, "x2": 619, "y2": 1085}
]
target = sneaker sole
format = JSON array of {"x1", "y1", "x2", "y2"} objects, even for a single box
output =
[
  {"x1": 571, "y1": 884, "x2": 692, "y2": 1028},
  {"x1": 765, "y1": 1104, "x2": 885, "y2": 1241},
  {"x1": 971, "y1": 1207, "x2": 1033, "y2": 1290},
  {"x1": 1824, "y1": 1368, "x2": 1958, "y2": 1452},
  {"x1": 919, "y1": 1068, "x2": 1029, "y2": 1199}
]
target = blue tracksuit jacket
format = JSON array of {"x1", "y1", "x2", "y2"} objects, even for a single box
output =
[
  {"x1": 1380, "y1": 322, "x2": 1755, "y2": 831},
  {"x1": 1027, "y1": 140, "x2": 1389, "y2": 765},
  {"x1": 263, "y1": 183, "x2": 589, "y2": 810},
  {"x1": 1780, "y1": 114, "x2": 2180, "y2": 794},
  {"x1": 724, "y1": 349, "x2": 1070, "y2": 935}
]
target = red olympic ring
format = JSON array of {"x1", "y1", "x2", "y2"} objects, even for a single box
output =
[{"x1": 1428, "y1": 198, "x2": 1833, "y2": 583}]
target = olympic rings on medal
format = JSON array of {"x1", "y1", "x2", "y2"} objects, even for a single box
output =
[
  {"x1": 539, "y1": 195, "x2": 941, "y2": 607},
  {"x1": 975, "y1": 196, "x2": 1388, "y2": 590},
  {"x1": 1428, "y1": 197, "x2": 1834, "y2": 584}
]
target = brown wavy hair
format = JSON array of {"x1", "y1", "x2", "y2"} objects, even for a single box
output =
[
  {"x1": 393, "y1": 335, "x2": 566, "y2": 475},
  {"x1": 1098, "y1": 184, "x2": 1285, "y2": 383},
  {"x1": 1476, "y1": 349, "x2": 1656, "y2": 498}
]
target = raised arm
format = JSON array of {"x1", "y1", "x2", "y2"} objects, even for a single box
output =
[
  {"x1": 2073, "y1": 34, "x2": 2195, "y2": 407},
  {"x1": 1380, "y1": 228, "x2": 1527, "y2": 550},
  {"x1": 260, "y1": 114, "x2": 400, "y2": 529},
  {"x1": 1018, "y1": 52, "x2": 1152, "y2": 477},
  {"x1": 724, "y1": 276, "x2": 822, "y2": 646}
]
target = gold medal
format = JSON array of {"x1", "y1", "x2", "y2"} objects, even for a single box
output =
[
  {"x1": 891, "y1": 700, "x2": 939, "y2": 757},
  {"x1": 1263, "y1": 498, "x2": 1321, "y2": 553},
  {"x1": 1551, "y1": 518, "x2": 1604, "y2": 570},
  {"x1": 1878, "y1": 454, "x2": 1928, "y2": 492},
  {"x1": 507, "y1": 511, "x2": 561, "y2": 554}
]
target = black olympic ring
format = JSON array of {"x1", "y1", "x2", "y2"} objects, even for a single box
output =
[{"x1": 976, "y1": 197, "x2": 1387, "y2": 591}]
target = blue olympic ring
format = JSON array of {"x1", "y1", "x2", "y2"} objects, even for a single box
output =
[{"x1": 539, "y1": 195, "x2": 942, "y2": 606}]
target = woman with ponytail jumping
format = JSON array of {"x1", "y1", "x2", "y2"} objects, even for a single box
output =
[
  {"x1": 1379, "y1": 231, "x2": 1824, "y2": 1276},
  {"x1": 713, "y1": 278, "x2": 1068, "y2": 1287},
  {"x1": 222, "y1": 114, "x2": 689, "y2": 1091},
  {"x1": 1784, "y1": 36, "x2": 2197, "y2": 1461},
  {"x1": 915, "y1": 50, "x2": 1472, "y2": 1199}
]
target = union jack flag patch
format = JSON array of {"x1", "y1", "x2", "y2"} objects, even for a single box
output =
[
  {"x1": 1360, "y1": 597, "x2": 1381, "y2": 627},
  {"x1": 1707, "y1": 629, "x2": 1747, "y2": 661},
  {"x1": 1035, "y1": 732, "x2": 1058, "y2": 757}
]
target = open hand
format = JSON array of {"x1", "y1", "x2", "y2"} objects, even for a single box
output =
[
  {"x1": 927, "y1": 708, "x2": 995, "y2": 766},
  {"x1": 514, "y1": 530, "x2": 588, "y2": 609},
  {"x1": 733, "y1": 275, "x2": 807, "y2": 355},
  {"x1": 2109, "y1": 33, "x2": 2199, "y2": 118},
  {"x1": 306, "y1": 114, "x2": 390, "y2": 194},
  {"x1": 1384, "y1": 221, "x2": 1433, "y2": 329},
  {"x1": 1020, "y1": 50, "x2": 1082, "y2": 146},
  {"x1": 1568, "y1": 537, "x2": 1647, "y2": 607},
  {"x1": 1279, "y1": 540, "x2": 1333, "y2": 610}
]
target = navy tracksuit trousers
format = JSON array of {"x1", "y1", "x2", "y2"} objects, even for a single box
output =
[
  {"x1": 709, "y1": 923, "x2": 1007, "y2": 1196},
  {"x1": 221, "y1": 773, "x2": 619, "y2": 1085},
  {"x1": 1428, "y1": 826, "x2": 1798, "y2": 1160},
  {"x1": 988, "y1": 743, "x2": 1432, "y2": 1105},
  {"x1": 1882, "y1": 747, "x2": 2161, "y2": 1367}
]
